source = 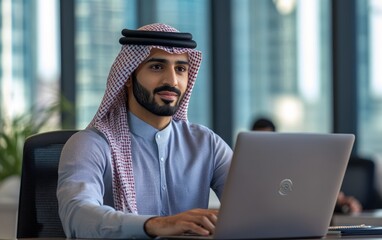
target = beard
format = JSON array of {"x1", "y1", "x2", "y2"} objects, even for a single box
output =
[{"x1": 131, "y1": 74, "x2": 184, "y2": 116}]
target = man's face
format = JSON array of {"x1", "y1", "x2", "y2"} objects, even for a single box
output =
[{"x1": 129, "y1": 49, "x2": 189, "y2": 116}]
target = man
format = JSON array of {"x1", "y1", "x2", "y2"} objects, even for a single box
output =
[
  {"x1": 57, "y1": 23, "x2": 232, "y2": 239},
  {"x1": 251, "y1": 117, "x2": 276, "y2": 132}
]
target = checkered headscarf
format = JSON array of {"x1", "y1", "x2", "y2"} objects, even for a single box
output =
[{"x1": 88, "y1": 23, "x2": 202, "y2": 213}]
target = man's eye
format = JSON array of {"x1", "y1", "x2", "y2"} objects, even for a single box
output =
[
  {"x1": 150, "y1": 64, "x2": 163, "y2": 70},
  {"x1": 176, "y1": 66, "x2": 188, "y2": 72}
]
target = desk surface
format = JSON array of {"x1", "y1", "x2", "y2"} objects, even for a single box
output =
[{"x1": 332, "y1": 210, "x2": 382, "y2": 226}]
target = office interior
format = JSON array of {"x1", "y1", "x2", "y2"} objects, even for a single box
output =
[{"x1": 1, "y1": 0, "x2": 382, "y2": 238}]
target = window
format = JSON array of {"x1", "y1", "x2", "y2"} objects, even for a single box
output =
[
  {"x1": 232, "y1": 0, "x2": 331, "y2": 138},
  {"x1": 358, "y1": 0, "x2": 382, "y2": 157}
]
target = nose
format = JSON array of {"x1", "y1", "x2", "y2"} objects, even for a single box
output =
[{"x1": 163, "y1": 68, "x2": 178, "y2": 86}]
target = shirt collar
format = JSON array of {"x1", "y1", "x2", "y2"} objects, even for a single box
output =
[{"x1": 128, "y1": 112, "x2": 172, "y2": 140}]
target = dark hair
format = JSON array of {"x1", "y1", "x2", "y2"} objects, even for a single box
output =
[{"x1": 251, "y1": 118, "x2": 276, "y2": 131}]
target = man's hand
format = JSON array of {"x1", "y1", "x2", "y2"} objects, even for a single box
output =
[
  {"x1": 144, "y1": 208, "x2": 219, "y2": 237},
  {"x1": 337, "y1": 191, "x2": 362, "y2": 213}
]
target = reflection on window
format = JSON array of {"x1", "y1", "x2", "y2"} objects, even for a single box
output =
[
  {"x1": 75, "y1": 0, "x2": 137, "y2": 128},
  {"x1": 358, "y1": 0, "x2": 382, "y2": 157},
  {"x1": 155, "y1": 0, "x2": 211, "y2": 127},
  {"x1": 0, "y1": 0, "x2": 60, "y2": 119},
  {"x1": 232, "y1": 0, "x2": 331, "y2": 138}
]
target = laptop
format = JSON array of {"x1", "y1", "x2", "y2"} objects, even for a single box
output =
[{"x1": 159, "y1": 132, "x2": 355, "y2": 239}]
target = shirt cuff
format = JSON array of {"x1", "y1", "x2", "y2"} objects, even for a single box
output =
[{"x1": 121, "y1": 214, "x2": 157, "y2": 239}]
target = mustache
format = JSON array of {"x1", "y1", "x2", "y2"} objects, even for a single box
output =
[{"x1": 153, "y1": 85, "x2": 181, "y2": 96}]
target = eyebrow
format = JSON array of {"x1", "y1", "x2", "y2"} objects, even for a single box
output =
[{"x1": 145, "y1": 57, "x2": 189, "y2": 65}]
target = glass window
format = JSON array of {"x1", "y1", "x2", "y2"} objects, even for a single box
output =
[
  {"x1": 232, "y1": 0, "x2": 331, "y2": 138},
  {"x1": 358, "y1": 0, "x2": 382, "y2": 157},
  {"x1": 155, "y1": 0, "x2": 211, "y2": 127},
  {"x1": 75, "y1": 0, "x2": 137, "y2": 128},
  {"x1": 0, "y1": 0, "x2": 58, "y2": 119}
]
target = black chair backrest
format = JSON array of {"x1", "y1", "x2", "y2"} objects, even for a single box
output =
[
  {"x1": 17, "y1": 130, "x2": 77, "y2": 238},
  {"x1": 341, "y1": 156, "x2": 382, "y2": 210}
]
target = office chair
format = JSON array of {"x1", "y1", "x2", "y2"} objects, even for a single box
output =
[
  {"x1": 340, "y1": 156, "x2": 382, "y2": 210},
  {"x1": 17, "y1": 130, "x2": 77, "y2": 238}
]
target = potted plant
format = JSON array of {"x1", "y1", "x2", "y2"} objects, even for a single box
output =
[
  {"x1": 0, "y1": 98, "x2": 74, "y2": 239},
  {"x1": 0, "y1": 103, "x2": 61, "y2": 182}
]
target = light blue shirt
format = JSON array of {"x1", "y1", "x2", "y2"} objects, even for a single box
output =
[{"x1": 57, "y1": 113, "x2": 232, "y2": 239}]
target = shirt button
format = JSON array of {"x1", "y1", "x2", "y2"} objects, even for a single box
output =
[
  {"x1": 157, "y1": 134, "x2": 161, "y2": 139},
  {"x1": 160, "y1": 157, "x2": 164, "y2": 162}
]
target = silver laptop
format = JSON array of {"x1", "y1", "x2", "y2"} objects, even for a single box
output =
[
  {"x1": 158, "y1": 132, "x2": 354, "y2": 240},
  {"x1": 214, "y1": 132, "x2": 354, "y2": 239}
]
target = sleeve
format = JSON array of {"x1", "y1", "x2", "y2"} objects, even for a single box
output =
[
  {"x1": 57, "y1": 129, "x2": 155, "y2": 239},
  {"x1": 210, "y1": 132, "x2": 233, "y2": 199}
]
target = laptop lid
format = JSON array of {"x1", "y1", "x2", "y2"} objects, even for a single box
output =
[{"x1": 214, "y1": 132, "x2": 355, "y2": 239}]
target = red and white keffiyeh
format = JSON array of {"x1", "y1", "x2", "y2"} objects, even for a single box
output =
[{"x1": 88, "y1": 23, "x2": 202, "y2": 213}]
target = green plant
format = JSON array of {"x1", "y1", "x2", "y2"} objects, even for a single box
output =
[{"x1": 0, "y1": 99, "x2": 73, "y2": 182}]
